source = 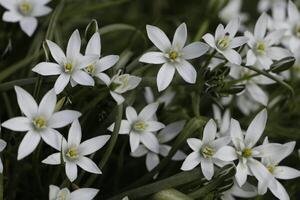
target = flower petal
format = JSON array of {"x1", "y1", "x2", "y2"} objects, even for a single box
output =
[
  {"x1": 48, "y1": 110, "x2": 81, "y2": 128},
  {"x1": 254, "y1": 13, "x2": 268, "y2": 39},
  {"x1": 79, "y1": 135, "x2": 110, "y2": 155},
  {"x1": 97, "y1": 55, "x2": 119, "y2": 72},
  {"x1": 175, "y1": 60, "x2": 197, "y2": 84},
  {"x1": 246, "y1": 83, "x2": 268, "y2": 106},
  {"x1": 72, "y1": 70, "x2": 94, "y2": 86},
  {"x1": 85, "y1": 32, "x2": 100, "y2": 56},
  {"x1": 172, "y1": 23, "x2": 187, "y2": 50},
  {"x1": 202, "y1": 33, "x2": 216, "y2": 48},
  {"x1": 65, "y1": 162, "x2": 78, "y2": 182},
  {"x1": 20, "y1": 17, "x2": 37, "y2": 36},
  {"x1": 126, "y1": 107, "x2": 138, "y2": 123},
  {"x1": 14, "y1": 86, "x2": 38, "y2": 118},
  {"x1": 203, "y1": 119, "x2": 217, "y2": 143},
  {"x1": 129, "y1": 132, "x2": 140, "y2": 152},
  {"x1": 182, "y1": 42, "x2": 209, "y2": 60},
  {"x1": 235, "y1": 161, "x2": 249, "y2": 187},
  {"x1": 138, "y1": 102, "x2": 159, "y2": 121},
  {"x1": 68, "y1": 120, "x2": 82, "y2": 146},
  {"x1": 70, "y1": 188, "x2": 99, "y2": 200},
  {"x1": 77, "y1": 156, "x2": 101, "y2": 174},
  {"x1": 230, "y1": 118, "x2": 244, "y2": 149},
  {"x1": 17, "y1": 131, "x2": 41, "y2": 160},
  {"x1": 139, "y1": 52, "x2": 167, "y2": 64},
  {"x1": 108, "y1": 120, "x2": 131, "y2": 134},
  {"x1": 131, "y1": 145, "x2": 148, "y2": 157},
  {"x1": 110, "y1": 92, "x2": 125, "y2": 105},
  {"x1": 32, "y1": 62, "x2": 62, "y2": 76},
  {"x1": 157, "y1": 120, "x2": 185, "y2": 143},
  {"x1": 67, "y1": 30, "x2": 81, "y2": 59},
  {"x1": 54, "y1": 73, "x2": 70, "y2": 94},
  {"x1": 267, "y1": 47, "x2": 291, "y2": 60},
  {"x1": 42, "y1": 153, "x2": 61, "y2": 165},
  {"x1": 224, "y1": 18, "x2": 239, "y2": 37},
  {"x1": 201, "y1": 158, "x2": 214, "y2": 180},
  {"x1": 3, "y1": 11, "x2": 22, "y2": 22},
  {"x1": 140, "y1": 132, "x2": 159, "y2": 153},
  {"x1": 46, "y1": 40, "x2": 66, "y2": 65},
  {"x1": 146, "y1": 152, "x2": 160, "y2": 171},
  {"x1": 274, "y1": 166, "x2": 300, "y2": 180},
  {"x1": 214, "y1": 146, "x2": 237, "y2": 161},
  {"x1": 246, "y1": 50, "x2": 256, "y2": 66},
  {"x1": 230, "y1": 36, "x2": 248, "y2": 49},
  {"x1": 187, "y1": 138, "x2": 202, "y2": 151},
  {"x1": 1, "y1": 117, "x2": 31, "y2": 132},
  {"x1": 41, "y1": 129, "x2": 63, "y2": 151},
  {"x1": 38, "y1": 89, "x2": 56, "y2": 119},
  {"x1": 157, "y1": 62, "x2": 176, "y2": 92},
  {"x1": 146, "y1": 121, "x2": 165, "y2": 132},
  {"x1": 181, "y1": 152, "x2": 201, "y2": 171},
  {"x1": 146, "y1": 25, "x2": 171, "y2": 52},
  {"x1": 222, "y1": 49, "x2": 241, "y2": 65}
]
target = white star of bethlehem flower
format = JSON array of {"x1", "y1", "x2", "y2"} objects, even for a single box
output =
[
  {"x1": 257, "y1": 138, "x2": 300, "y2": 200},
  {"x1": 42, "y1": 119, "x2": 110, "y2": 182},
  {"x1": 203, "y1": 18, "x2": 248, "y2": 65},
  {"x1": 131, "y1": 121, "x2": 186, "y2": 172},
  {"x1": 32, "y1": 30, "x2": 98, "y2": 94},
  {"x1": 102, "y1": 72, "x2": 142, "y2": 105},
  {"x1": 84, "y1": 32, "x2": 120, "y2": 81},
  {"x1": 1, "y1": 86, "x2": 81, "y2": 160},
  {"x1": 214, "y1": 109, "x2": 280, "y2": 189},
  {"x1": 0, "y1": 0, "x2": 52, "y2": 36},
  {"x1": 108, "y1": 103, "x2": 165, "y2": 153},
  {"x1": 244, "y1": 13, "x2": 291, "y2": 70},
  {"x1": 139, "y1": 23, "x2": 209, "y2": 92},
  {"x1": 0, "y1": 139, "x2": 6, "y2": 173},
  {"x1": 49, "y1": 185, "x2": 99, "y2": 200},
  {"x1": 181, "y1": 119, "x2": 231, "y2": 180}
]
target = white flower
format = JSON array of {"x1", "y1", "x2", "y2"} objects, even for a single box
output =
[
  {"x1": 245, "y1": 13, "x2": 291, "y2": 70},
  {"x1": 102, "y1": 72, "x2": 142, "y2": 105},
  {"x1": 144, "y1": 87, "x2": 175, "y2": 107},
  {"x1": 139, "y1": 23, "x2": 209, "y2": 91},
  {"x1": 131, "y1": 121, "x2": 186, "y2": 171},
  {"x1": 0, "y1": 0, "x2": 52, "y2": 36},
  {"x1": 0, "y1": 139, "x2": 6, "y2": 173},
  {"x1": 108, "y1": 103, "x2": 165, "y2": 153},
  {"x1": 203, "y1": 18, "x2": 248, "y2": 65},
  {"x1": 219, "y1": 0, "x2": 248, "y2": 25},
  {"x1": 212, "y1": 104, "x2": 231, "y2": 137},
  {"x1": 84, "y1": 32, "x2": 119, "y2": 81},
  {"x1": 181, "y1": 119, "x2": 230, "y2": 180},
  {"x1": 32, "y1": 30, "x2": 98, "y2": 94},
  {"x1": 214, "y1": 109, "x2": 278, "y2": 188},
  {"x1": 42, "y1": 119, "x2": 110, "y2": 182},
  {"x1": 221, "y1": 181, "x2": 257, "y2": 200},
  {"x1": 1, "y1": 86, "x2": 81, "y2": 160},
  {"x1": 258, "y1": 138, "x2": 300, "y2": 200},
  {"x1": 258, "y1": 0, "x2": 284, "y2": 12},
  {"x1": 49, "y1": 185, "x2": 99, "y2": 200}
]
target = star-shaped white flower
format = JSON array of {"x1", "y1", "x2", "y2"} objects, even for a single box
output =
[
  {"x1": 102, "y1": 72, "x2": 142, "y2": 105},
  {"x1": 42, "y1": 119, "x2": 110, "y2": 182},
  {"x1": 181, "y1": 119, "x2": 230, "y2": 180},
  {"x1": 203, "y1": 18, "x2": 248, "y2": 65},
  {"x1": 245, "y1": 13, "x2": 291, "y2": 70},
  {"x1": 258, "y1": 138, "x2": 300, "y2": 200},
  {"x1": 1, "y1": 86, "x2": 81, "y2": 160},
  {"x1": 84, "y1": 32, "x2": 119, "y2": 81},
  {"x1": 49, "y1": 185, "x2": 99, "y2": 200},
  {"x1": 0, "y1": 139, "x2": 6, "y2": 173},
  {"x1": 108, "y1": 103, "x2": 165, "y2": 153},
  {"x1": 131, "y1": 121, "x2": 186, "y2": 171},
  {"x1": 0, "y1": 0, "x2": 52, "y2": 36},
  {"x1": 212, "y1": 104, "x2": 231, "y2": 137},
  {"x1": 214, "y1": 109, "x2": 279, "y2": 188},
  {"x1": 139, "y1": 23, "x2": 209, "y2": 91},
  {"x1": 32, "y1": 30, "x2": 98, "y2": 94}
]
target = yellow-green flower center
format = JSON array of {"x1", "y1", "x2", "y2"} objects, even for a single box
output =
[
  {"x1": 18, "y1": 1, "x2": 33, "y2": 16},
  {"x1": 256, "y1": 41, "x2": 265, "y2": 55},
  {"x1": 32, "y1": 117, "x2": 47, "y2": 129},
  {"x1": 64, "y1": 63, "x2": 73, "y2": 73},
  {"x1": 201, "y1": 146, "x2": 215, "y2": 158},
  {"x1": 295, "y1": 25, "x2": 300, "y2": 37},
  {"x1": 267, "y1": 165, "x2": 275, "y2": 174},
  {"x1": 169, "y1": 51, "x2": 179, "y2": 61},
  {"x1": 133, "y1": 121, "x2": 148, "y2": 132},
  {"x1": 217, "y1": 36, "x2": 230, "y2": 50},
  {"x1": 86, "y1": 64, "x2": 95, "y2": 74},
  {"x1": 242, "y1": 148, "x2": 252, "y2": 158},
  {"x1": 66, "y1": 147, "x2": 79, "y2": 160}
]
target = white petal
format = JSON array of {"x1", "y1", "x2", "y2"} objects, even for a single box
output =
[
  {"x1": 138, "y1": 102, "x2": 159, "y2": 121},
  {"x1": 230, "y1": 36, "x2": 248, "y2": 49},
  {"x1": 131, "y1": 145, "x2": 148, "y2": 157},
  {"x1": 182, "y1": 42, "x2": 209, "y2": 60},
  {"x1": 267, "y1": 47, "x2": 291, "y2": 60},
  {"x1": 172, "y1": 23, "x2": 187, "y2": 50},
  {"x1": 146, "y1": 121, "x2": 165, "y2": 132},
  {"x1": 126, "y1": 107, "x2": 138, "y2": 123},
  {"x1": 187, "y1": 138, "x2": 202, "y2": 151},
  {"x1": 46, "y1": 40, "x2": 66, "y2": 65},
  {"x1": 0, "y1": 0, "x2": 16, "y2": 10},
  {"x1": 77, "y1": 156, "x2": 101, "y2": 174},
  {"x1": 78, "y1": 55, "x2": 98, "y2": 69},
  {"x1": 254, "y1": 13, "x2": 268, "y2": 39},
  {"x1": 246, "y1": 50, "x2": 256, "y2": 66},
  {"x1": 157, "y1": 120, "x2": 185, "y2": 143},
  {"x1": 224, "y1": 18, "x2": 240, "y2": 37},
  {"x1": 202, "y1": 33, "x2": 216, "y2": 48},
  {"x1": 265, "y1": 30, "x2": 285, "y2": 46},
  {"x1": 96, "y1": 73, "x2": 110, "y2": 85},
  {"x1": 49, "y1": 185, "x2": 60, "y2": 199},
  {"x1": 288, "y1": 0, "x2": 300, "y2": 22},
  {"x1": 214, "y1": 146, "x2": 237, "y2": 161},
  {"x1": 32, "y1": 62, "x2": 62, "y2": 76},
  {"x1": 54, "y1": 73, "x2": 70, "y2": 94},
  {"x1": 14, "y1": 86, "x2": 38, "y2": 118},
  {"x1": 38, "y1": 89, "x2": 56, "y2": 119},
  {"x1": 181, "y1": 152, "x2": 201, "y2": 171},
  {"x1": 48, "y1": 110, "x2": 81, "y2": 128},
  {"x1": 146, "y1": 25, "x2": 171, "y2": 52},
  {"x1": 230, "y1": 118, "x2": 244, "y2": 149},
  {"x1": 175, "y1": 60, "x2": 197, "y2": 84},
  {"x1": 20, "y1": 17, "x2": 37, "y2": 36},
  {"x1": 1, "y1": 117, "x2": 31, "y2": 132},
  {"x1": 222, "y1": 49, "x2": 241, "y2": 65},
  {"x1": 32, "y1": 5, "x2": 52, "y2": 17},
  {"x1": 245, "y1": 109, "x2": 267, "y2": 148},
  {"x1": 108, "y1": 120, "x2": 131, "y2": 134},
  {"x1": 274, "y1": 166, "x2": 300, "y2": 180},
  {"x1": 201, "y1": 158, "x2": 214, "y2": 180},
  {"x1": 146, "y1": 152, "x2": 159, "y2": 171},
  {"x1": 257, "y1": 55, "x2": 273, "y2": 70},
  {"x1": 246, "y1": 83, "x2": 268, "y2": 106},
  {"x1": 68, "y1": 120, "x2": 82, "y2": 146},
  {"x1": 110, "y1": 92, "x2": 125, "y2": 105},
  {"x1": 0, "y1": 140, "x2": 6, "y2": 152},
  {"x1": 97, "y1": 55, "x2": 119, "y2": 72},
  {"x1": 67, "y1": 30, "x2": 81, "y2": 59},
  {"x1": 140, "y1": 132, "x2": 159, "y2": 153},
  {"x1": 70, "y1": 188, "x2": 99, "y2": 200},
  {"x1": 17, "y1": 131, "x2": 41, "y2": 160},
  {"x1": 72, "y1": 70, "x2": 94, "y2": 86},
  {"x1": 129, "y1": 132, "x2": 140, "y2": 152},
  {"x1": 269, "y1": 180, "x2": 290, "y2": 200},
  {"x1": 139, "y1": 52, "x2": 167, "y2": 64},
  {"x1": 203, "y1": 119, "x2": 217, "y2": 143},
  {"x1": 172, "y1": 150, "x2": 187, "y2": 160},
  {"x1": 157, "y1": 62, "x2": 175, "y2": 92},
  {"x1": 42, "y1": 153, "x2": 61, "y2": 165},
  {"x1": 79, "y1": 135, "x2": 110, "y2": 155},
  {"x1": 235, "y1": 161, "x2": 249, "y2": 187},
  {"x1": 215, "y1": 24, "x2": 225, "y2": 40},
  {"x1": 3, "y1": 11, "x2": 22, "y2": 22},
  {"x1": 85, "y1": 32, "x2": 100, "y2": 56},
  {"x1": 41, "y1": 129, "x2": 63, "y2": 150},
  {"x1": 65, "y1": 162, "x2": 78, "y2": 182}
]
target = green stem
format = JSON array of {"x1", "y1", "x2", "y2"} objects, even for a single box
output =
[
  {"x1": 84, "y1": 104, "x2": 124, "y2": 187},
  {"x1": 0, "y1": 173, "x2": 3, "y2": 200}
]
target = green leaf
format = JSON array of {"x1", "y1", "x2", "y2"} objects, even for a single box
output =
[{"x1": 271, "y1": 57, "x2": 295, "y2": 73}]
